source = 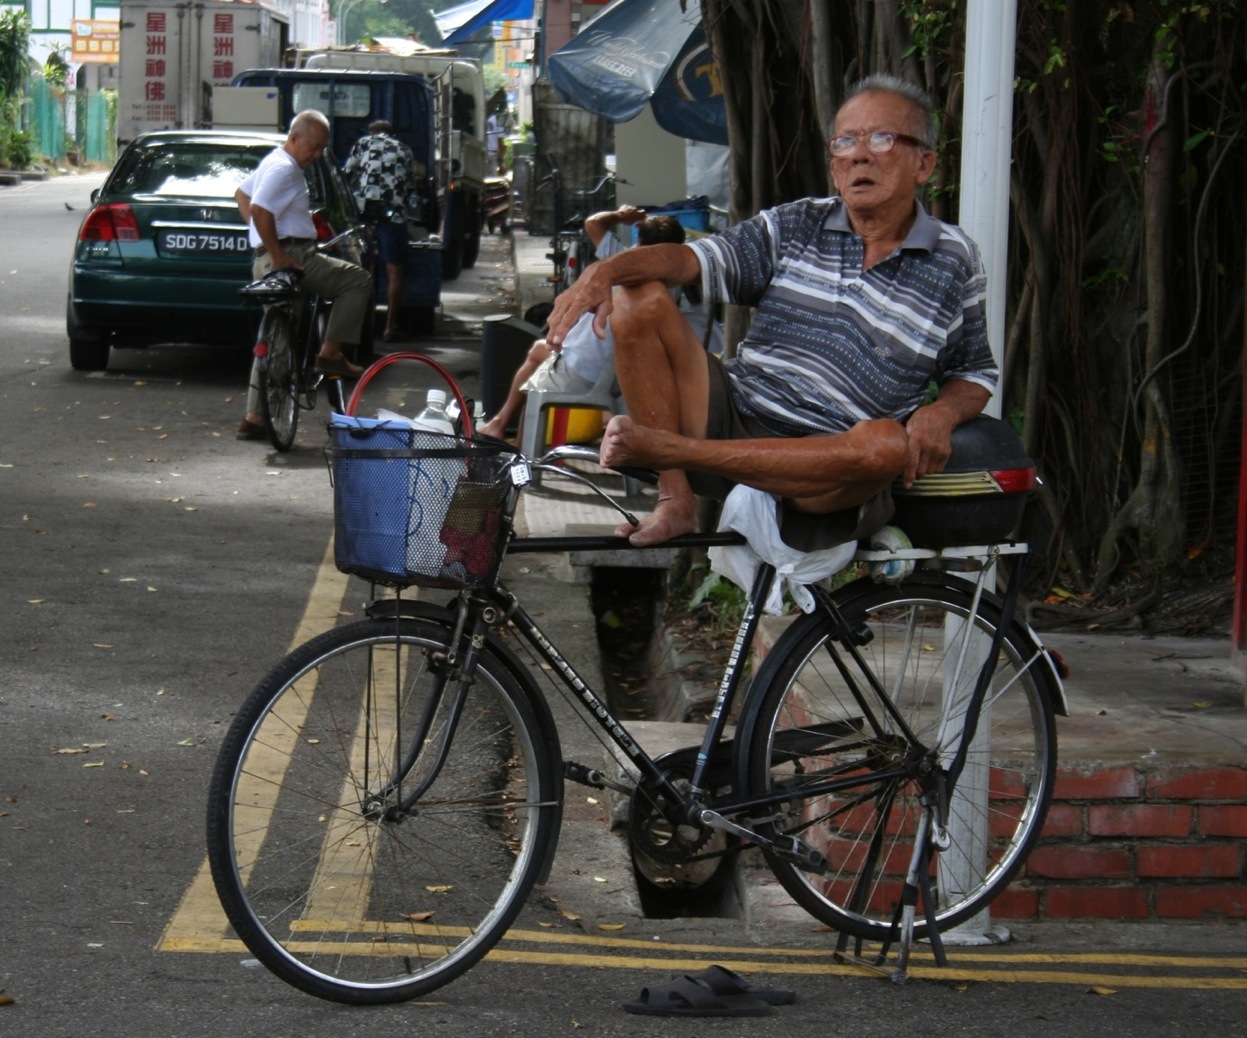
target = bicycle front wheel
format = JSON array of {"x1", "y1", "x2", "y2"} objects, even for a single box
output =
[
  {"x1": 258, "y1": 308, "x2": 298, "y2": 451},
  {"x1": 736, "y1": 574, "x2": 1057, "y2": 941},
  {"x1": 206, "y1": 617, "x2": 561, "y2": 1004}
]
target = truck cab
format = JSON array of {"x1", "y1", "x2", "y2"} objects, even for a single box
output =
[
  {"x1": 233, "y1": 58, "x2": 487, "y2": 281},
  {"x1": 228, "y1": 68, "x2": 443, "y2": 330}
]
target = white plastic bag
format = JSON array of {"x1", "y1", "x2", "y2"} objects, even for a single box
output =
[{"x1": 709, "y1": 485, "x2": 856, "y2": 614}]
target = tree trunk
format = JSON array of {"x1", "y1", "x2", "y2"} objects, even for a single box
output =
[{"x1": 1093, "y1": 38, "x2": 1185, "y2": 588}]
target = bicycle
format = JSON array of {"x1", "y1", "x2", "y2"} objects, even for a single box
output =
[
  {"x1": 525, "y1": 161, "x2": 618, "y2": 325},
  {"x1": 238, "y1": 228, "x2": 367, "y2": 452},
  {"x1": 206, "y1": 357, "x2": 1066, "y2": 1004}
]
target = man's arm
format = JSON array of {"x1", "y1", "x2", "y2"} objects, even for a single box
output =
[
  {"x1": 583, "y1": 204, "x2": 646, "y2": 249},
  {"x1": 547, "y1": 242, "x2": 700, "y2": 347},
  {"x1": 901, "y1": 380, "x2": 991, "y2": 487},
  {"x1": 235, "y1": 186, "x2": 252, "y2": 224}
]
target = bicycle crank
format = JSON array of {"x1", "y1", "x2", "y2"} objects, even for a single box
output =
[{"x1": 697, "y1": 808, "x2": 830, "y2": 875}]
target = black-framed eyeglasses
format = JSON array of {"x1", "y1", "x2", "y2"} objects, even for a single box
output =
[{"x1": 827, "y1": 132, "x2": 929, "y2": 157}]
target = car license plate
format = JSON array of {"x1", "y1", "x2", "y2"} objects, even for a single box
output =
[{"x1": 158, "y1": 229, "x2": 250, "y2": 255}]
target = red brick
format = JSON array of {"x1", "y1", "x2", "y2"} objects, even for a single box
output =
[
  {"x1": 1089, "y1": 804, "x2": 1192, "y2": 838},
  {"x1": 1043, "y1": 886, "x2": 1150, "y2": 919},
  {"x1": 1026, "y1": 846, "x2": 1133, "y2": 880},
  {"x1": 1146, "y1": 767, "x2": 1247, "y2": 801},
  {"x1": 1039, "y1": 804, "x2": 1084, "y2": 838},
  {"x1": 1200, "y1": 805, "x2": 1247, "y2": 838},
  {"x1": 989, "y1": 767, "x2": 1029, "y2": 800},
  {"x1": 1053, "y1": 766, "x2": 1140, "y2": 801},
  {"x1": 989, "y1": 885, "x2": 1040, "y2": 919},
  {"x1": 1137, "y1": 844, "x2": 1242, "y2": 879},
  {"x1": 1155, "y1": 886, "x2": 1247, "y2": 918}
]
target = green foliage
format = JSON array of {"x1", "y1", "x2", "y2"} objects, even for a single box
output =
[
  {"x1": 43, "y1": 48, "x2": 69, "y2": 88},
  {"x1": 666, "y1": 562, "x2": 747, "y2": 642},
  {"x1": 0, "y1": 91, "x2": 32, "y2": 168},
  {"x1": 0, "y1": 9, "x2": 30, "y2": 100},
  {"x1": 898, "y1": 0, "x2": 958, "y2": 61}
]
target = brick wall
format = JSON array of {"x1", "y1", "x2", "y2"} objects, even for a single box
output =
[{"x1": 994, "y1": 765, "x2": 1247, "y2": 920}]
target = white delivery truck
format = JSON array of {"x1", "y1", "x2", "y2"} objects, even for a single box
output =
[{"x1": 117, "y1": 0, "x2": 289, "y2": 145}]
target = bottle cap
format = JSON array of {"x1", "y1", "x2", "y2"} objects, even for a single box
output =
[{"x1": 426, "y1": 388, "x2": 447, "y2": 407}]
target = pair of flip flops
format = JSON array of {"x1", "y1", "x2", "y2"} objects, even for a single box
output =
[{"x1": 623, "y1": 964, "x2": 796, "y2": 1017}]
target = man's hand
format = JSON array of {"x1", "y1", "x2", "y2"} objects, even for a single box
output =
[
  {"x1": 902, "y1": 402, "x2": 958, "y2": 487},
  {"x1": 901, "y1": 381, "x2": 991, "y2": 487},
  {"x1": 613, "y1": 204, "x2": 646, "y2": 226},
  {"x1": 547, "y1": 264, "x2": 613, "y2": 348}
]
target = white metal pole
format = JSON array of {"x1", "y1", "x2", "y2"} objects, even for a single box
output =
[
  {"x1": 958, "y1": 0, "x2": 1016, "y2": 418},
  {"x1": 942, "y1": 0, "x2": 1018, "y2": 947}
]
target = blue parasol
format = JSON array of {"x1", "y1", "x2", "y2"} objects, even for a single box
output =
[{"x1": 547, "y1": 0, "x2": 728, "y2": 146}]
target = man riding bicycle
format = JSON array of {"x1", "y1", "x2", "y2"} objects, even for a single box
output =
[{"x1": 234, "y1": 110, "x2": 372, "y2": 441}]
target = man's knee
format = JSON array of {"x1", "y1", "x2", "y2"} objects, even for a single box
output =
[{"x1": 613, "y1": 280, "x2": 680, "y2": 332}]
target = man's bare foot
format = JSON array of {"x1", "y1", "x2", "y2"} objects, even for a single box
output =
[
  {"x1": 600, "y1": 414, "x2": 666, "y2": 468},
  {"x1": 478, "y1": 415, "x2": 508, "y2": 440},
  {"x1": 615, "y1": 495, "x2": 698, "y2": 546}
]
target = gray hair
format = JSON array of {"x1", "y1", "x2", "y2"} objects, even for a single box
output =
[
  {"x1": 838, "y1": 74, "x2": 937, "y2": 148},
  {"x1": 290, "y1": 109, "x2": 330, "y2": 137}
]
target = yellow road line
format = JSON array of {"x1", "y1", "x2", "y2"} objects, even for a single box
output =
[
  {"x1": 157, "y1": 540, "x2": 352, "y2": 952},
  {"x1": 158, "y1": 932, "x2": 1247, "y2": 989}
]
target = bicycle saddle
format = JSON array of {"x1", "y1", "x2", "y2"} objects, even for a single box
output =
[{"x1": 239, "y1": 267, "x2": 303, "y2": 301}]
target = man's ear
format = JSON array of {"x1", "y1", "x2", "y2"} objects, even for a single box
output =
[{"x1": 914, "y1": 147, "x2": 938, "y2": 186}]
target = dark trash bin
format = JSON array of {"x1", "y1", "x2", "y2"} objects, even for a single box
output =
[{"x1": 480, "y1": 313, "x2": 542, "y2": 420}]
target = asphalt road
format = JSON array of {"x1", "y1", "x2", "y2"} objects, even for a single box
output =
[{"x1": 2, "y1": 172, "x2": 1246, "y2": 1037}]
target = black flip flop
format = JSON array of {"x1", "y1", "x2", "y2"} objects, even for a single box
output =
[
  {"x1": 622, "y1": 975, "x2": 772, "y2": 1017},
  {"x1": 687, "y1": 964, "x2": 797, "y2": 1006}
]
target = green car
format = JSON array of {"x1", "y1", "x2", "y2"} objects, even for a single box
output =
[{"x1": 67, "y1": 130, "x2": 368, "y2": 371}]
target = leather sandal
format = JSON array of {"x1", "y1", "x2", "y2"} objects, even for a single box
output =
[{"x1": 314, "y1": 354, "x2": 364, "y2": 378}]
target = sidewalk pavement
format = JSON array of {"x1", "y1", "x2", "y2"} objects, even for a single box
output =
[{"x1": 503, "y1": 226, "x2": 1247, "y2": 926}]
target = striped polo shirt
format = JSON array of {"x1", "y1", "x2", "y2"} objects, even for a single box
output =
[{"x1": 687, "y1": 196, "x2": 998, "y2": 437}]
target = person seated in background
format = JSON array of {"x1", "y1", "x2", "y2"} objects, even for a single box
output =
[{"x1": 478, "y1": 208, "x2": 687, "y2": 440}]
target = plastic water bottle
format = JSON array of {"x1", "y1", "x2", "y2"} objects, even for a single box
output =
[
  {"x1": 407, "y1": 389, "x2": 459, "y2": 575},
  {"x1": 413, "y1": 388, "x2": 455, "y2": 436}
]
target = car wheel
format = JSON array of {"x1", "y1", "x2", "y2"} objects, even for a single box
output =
[{"x1": 67, "y1": 301, "x2": 111, "y2": 371}]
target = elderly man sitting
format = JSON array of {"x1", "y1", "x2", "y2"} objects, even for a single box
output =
[{"x1": 546, "y1": 74, "x2": 997, "y2": 549}]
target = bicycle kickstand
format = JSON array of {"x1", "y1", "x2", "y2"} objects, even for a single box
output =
[{"x1": 888, "y1": 808, "x2": 949, "y2": 984}]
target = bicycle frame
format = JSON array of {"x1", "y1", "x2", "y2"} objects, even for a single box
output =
[{"x1": 377, "y1": 529, "x2": 1045, "y2": 875}]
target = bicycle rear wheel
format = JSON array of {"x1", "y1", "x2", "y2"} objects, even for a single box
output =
[
  {"x1": 736, "y1": 573, "x2": 1057, "y2": 941},
  {"x1": 258, "y1": 308, "x2": 298, "y2": 451},
  {"x1": 206, "y1": 616, "x2": 561, "y2": 1004}
]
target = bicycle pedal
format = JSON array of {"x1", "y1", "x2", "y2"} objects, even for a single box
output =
[{"x1": 771, "y1": 834, "x2": 829, "y2": 874}]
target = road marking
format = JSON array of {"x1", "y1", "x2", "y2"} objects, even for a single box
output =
[
  {"x1": 160, "y1": 540, "x2": 1247, "y2": 992},
  {"x1": 158, "y1": 539, "x2": 352, "y2": 952}
]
